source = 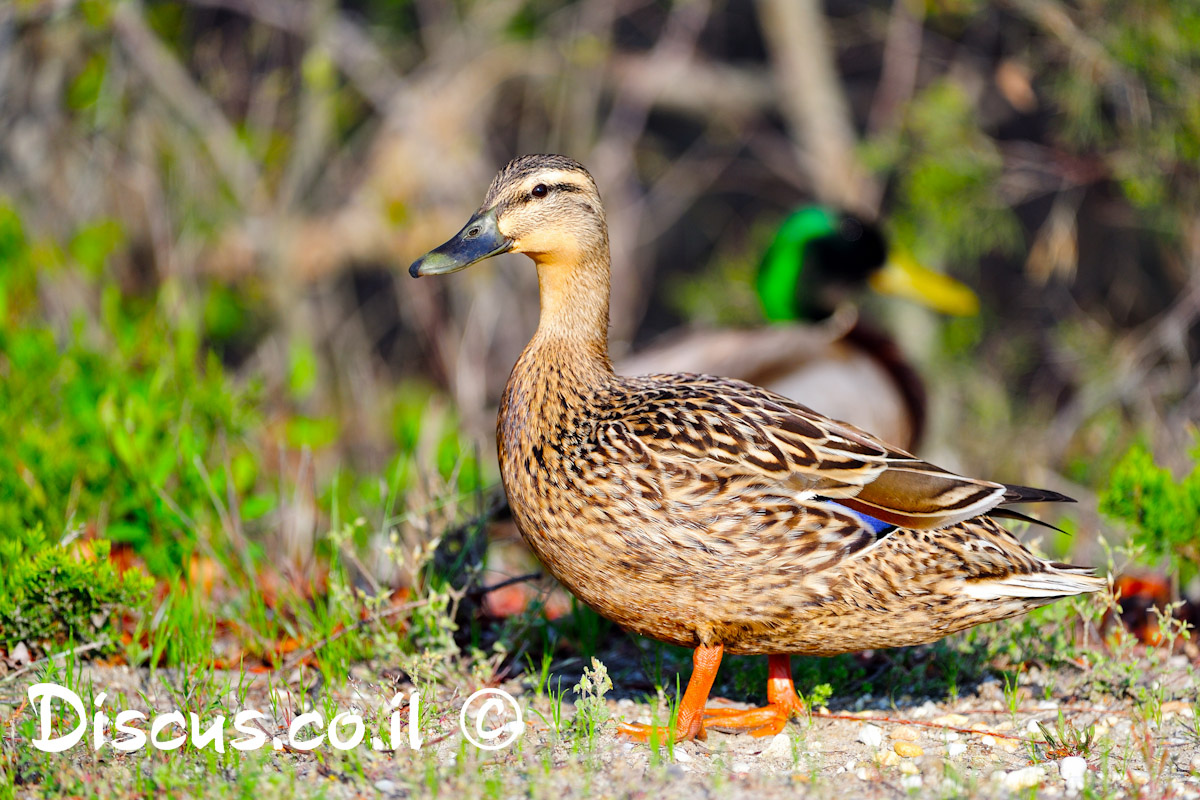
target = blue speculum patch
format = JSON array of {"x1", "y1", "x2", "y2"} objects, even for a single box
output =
[{"x1": 825, "y1": 500, "x2": 896, "y2": 536}]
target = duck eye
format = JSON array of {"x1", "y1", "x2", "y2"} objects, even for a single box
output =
[
  {"x1": 531, "y1": 184, "x2": 548, "y2": 198},
  {"x1": 840, "y1": 216, "x2": 864, "y2": 242}
]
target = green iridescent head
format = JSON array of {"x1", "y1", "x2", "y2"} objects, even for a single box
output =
[{"x1": 755, "y1": 207, "x2": 979, "y2": 322}]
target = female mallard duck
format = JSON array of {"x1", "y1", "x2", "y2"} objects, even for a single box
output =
[
  {"x1": 410, "y1": 155, "x2": 1103, "y2": 742},
  {"x1": 620, "y1": 207, "x2": 979, "y2": 451}
]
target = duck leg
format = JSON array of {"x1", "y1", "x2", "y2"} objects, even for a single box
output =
[
  {"x1": 700, "y1": 654, "x2": 805, "y2": 736},
  {"x1": 617, "y1": 643, "x2": 724, "y2": 742}
]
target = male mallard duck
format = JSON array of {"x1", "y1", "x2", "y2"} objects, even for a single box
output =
[
  {"x1": 410, "y1": 155, "x2": 1103, "y2": 742},
  {"x1": 620, "y1": 207, "x2": 979, "y2": 451}
]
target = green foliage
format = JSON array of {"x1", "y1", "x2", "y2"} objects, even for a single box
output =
[
  {"x1": 666, "y1": 219, "x2": 777, "y2": 326},
  {"x1": 865, "y1": 80, "x2": 1022, "y2": 266},
  {"x1": 1, "y1": 198, "x2": 488, "y2": 598},
  {"x1": 0, "y1": 313, "x2": 256, "y2": 574},
  {"x1": 66, "y1": 52, "x2": 108, "y2": 112},
  {"x1": 571, "y1": 657, "x2": 613, "y2": 743},
  {"x1": 0, "y1": 202, "x2": 258, "y2": 575},
  {"x1": 1099, "y1": 441, "x2": 1200, "y2": 584},
  {"x1": 1031, "y1": 715, "x2": 1096, "y2": 763},
  {"x1": 799, "y1": 682, "x2": 833, "y2": 715},
  {"x1": 1045, "y1": 1, "x2": 1200, "y2": 224},
  {"x1": 0, "y1": 525, "x2": 152, "y2": 651},
  {"x1": 321, "y1": 386, "x2": 489, "y2": 529}
]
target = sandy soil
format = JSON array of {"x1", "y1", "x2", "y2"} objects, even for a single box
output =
[{"x1": 3, "y1": 649, "x2": 1199, "y2": 799}]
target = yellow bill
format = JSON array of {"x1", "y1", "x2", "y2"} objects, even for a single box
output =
[{"x1": 868, "y1": 251, "x2": 979, "y2": 317}]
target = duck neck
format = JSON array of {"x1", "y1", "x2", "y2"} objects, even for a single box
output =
[{"x1": 526, "y1": 240, "x2": 614, "y2": 384}]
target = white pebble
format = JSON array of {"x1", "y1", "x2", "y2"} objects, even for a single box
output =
[
  {"x1": 731, "y1": 761, "x2": 752, "y2": 773},
  {"x1": 373, "y1": 779, "x2": 397, "y2": 793},
  {"x1": 948, "y1": 741, "x2": 968, "y2": 758},
  {"x1": 911, "y1": 703, "x2": 933, "y2": 719},
  {"x1": 1004, "y1": 766, "x2": 1045, "y2": 791},
  {"x1": 1060, "y1": 756, "x2": 1087, "y2": 794},
  {"x1": 858, "y1": 724, "x2": 883, "y2": 747},
  {"x1": 674, "y1": 748, "x2": 692, "y2": 762},
  {"x1": 900, "y1": 774, "x2": 923, "y2": 790},
  {"x1": 760, "y1": 733, "x2": 791, "y2": 760}
]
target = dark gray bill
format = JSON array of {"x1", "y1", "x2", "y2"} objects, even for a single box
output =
[{"x1": 409, "y1": 207, "x2": 511, "y2": 277}]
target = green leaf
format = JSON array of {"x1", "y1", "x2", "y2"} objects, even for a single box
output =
[
  {"x1": 285, "y1": 415, "x2": 339, "y2": 449},
  {"x1": 288, "y1": 340, "x2": 319, "y2": 400},
  {"x1": 67, "y1": 53, "x2": 108, "y2": 112}
]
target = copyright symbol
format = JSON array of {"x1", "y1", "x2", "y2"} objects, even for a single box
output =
[{"x1": 459, "y1": 688, "x2": 524, "y2": 750}]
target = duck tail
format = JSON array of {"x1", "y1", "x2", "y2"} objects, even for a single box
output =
[
  {"x1": 1000, "y1": 483, "x2": 1076, "y2": 505},
  {"x1": 960, "y1": 564, "x2": 1106, "y2": 602}
]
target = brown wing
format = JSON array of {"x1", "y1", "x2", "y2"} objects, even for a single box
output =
[{"x1": 602, "y1": 373, "x2": 1012, "y2": 530}]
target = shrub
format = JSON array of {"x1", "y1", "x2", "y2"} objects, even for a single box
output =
[
  {"x1": 1100, "y1": 441, "x2": 1200, "y2": 585},
  {"x1": 0, "y1": 525, "x2": 152, "y2": 654}
]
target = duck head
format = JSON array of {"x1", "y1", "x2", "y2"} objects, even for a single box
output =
[
  {"x1": 409, "y1": 154, "x2": 607, "y2": 278},
  {"x1": 757, "y1": 207, "x2": 979, "y2": 323}
]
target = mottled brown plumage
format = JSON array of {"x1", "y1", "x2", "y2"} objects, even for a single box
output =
[{"x1": 411, "y1": 154, "x2": 1104, "y2": 740}]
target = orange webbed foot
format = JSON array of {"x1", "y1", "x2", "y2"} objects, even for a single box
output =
[
  {"x1": 702, "y1": 705, "x2": 793, "y2": 737},
  {"x1": 618, "y1": 643, "x2": 723, "y2": 745},
  {"x1": 617, "y1": 719, "x2": 704, "y2": 744},
  {"x1": 701, "y1": 654, "x2": 806, "y2": 737},
  {"x1": 618, "y1": 649, "x2": 810, "y2": 743}
]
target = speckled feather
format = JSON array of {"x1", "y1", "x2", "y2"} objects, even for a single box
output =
[
  {"x1": 500, "y1": 357, "x2": 1097, "y2": 655},
  {"x1": 445, "y1": 154, "x2": 1102, "y2": 658}
]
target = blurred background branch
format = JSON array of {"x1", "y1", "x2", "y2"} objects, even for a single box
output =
[
  {"x1": 757, "y1": 0, "x2": 875, "y2": 213},
  {"x1": 2, "y1": 0, "x2": 1199, "y2": 599}
]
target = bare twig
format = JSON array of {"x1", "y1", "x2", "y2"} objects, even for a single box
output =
[
  {"x1": 111, "y1": 4, "x2": 260, "y2": 206},
  {"x1": 608, "y1": 54, "x2": 773, "y2": 122},
  {"x1": 591, "y1": 0, "x2": 715, "y2": 343},
  {"x1": 183, "y1": 0, "x2": 403, "y2": 111},
  {"x1": 814, "y1": 710, "x2": 1031, "y2": 743},
  {"x1": 281, "y1": 600, "x2": 421, "y2": 671},
  {"x1": 1002, "y1": 0, "x2": 1150, "y2": 127},
  {"x1": 868, "y1": 0, "x2": 924, "y2": 137},
  {"x1": 275, "y1": 0, "x2": 337, "y2": 213},
  {"x1": 465, "y1": 572, "x2": 542, "y2": 599},
  {"x1": 755, "y1": 0, "x2": 876, "y2": 214},
  {"x1": 1, "y1": 640, "x2": 110, "y2": 685}
]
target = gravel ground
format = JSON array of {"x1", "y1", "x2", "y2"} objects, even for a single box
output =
[{"x1": 3, "y1": 648, "x2": 1199, "y2": 799}]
